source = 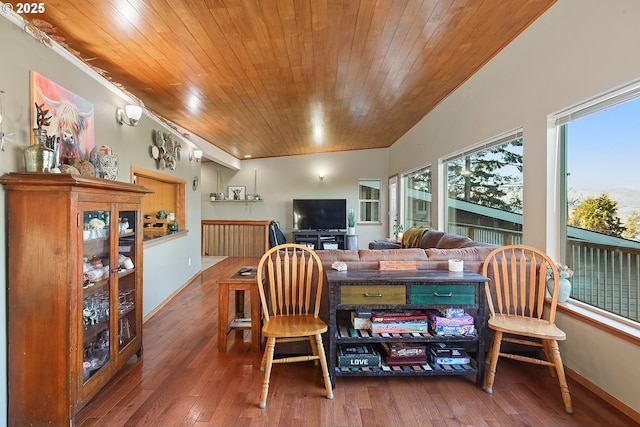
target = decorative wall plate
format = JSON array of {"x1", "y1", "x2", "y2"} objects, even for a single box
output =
[{"x1": 150, "y1": 130, "x2": 179, "y2": 170}]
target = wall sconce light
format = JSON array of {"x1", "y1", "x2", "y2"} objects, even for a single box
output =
[
  {"x1": 319, "y1": 173, "x2": 325, "y2": 181},
  {"x1": 116, "y1": 104, "x2": 143, "y2": 126},
  {"x1": 190, "y1": 149, "x2": 203, "y2": 162}
]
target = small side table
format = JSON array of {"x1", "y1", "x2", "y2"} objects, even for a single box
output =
[{"x1": 218, "y1": 267, "x2": 262, "y2": 352}]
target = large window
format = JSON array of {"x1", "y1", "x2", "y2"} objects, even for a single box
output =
[
  {"x1": 444, "y1": 132, "x2": 523, "y2": 245},
  {"x1": 358, "y1": 179, "x2": 380, "y2": 223},
  {"x1": 402, "y1": 166, "x2": 431, "y2": 229},
  {"x1": 558, "y1": 84, "x2": 640, "y2": 323}
]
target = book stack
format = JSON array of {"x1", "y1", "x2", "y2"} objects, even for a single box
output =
[
  {"x1": 426, "y1": 309, "x2": 476, "y2": 336},
  {"x1": 429, "y1": 342, "x2": 471, "y2": 365},
  {"x1": 370, "y1": 310, "x2": 428, "y2": 334},
  {"x1": 381, "y1": 342, "x2": 428, "y2": 366},
  {"x1": 338, "y1": 344, "x2": 381, "y2": 368}
]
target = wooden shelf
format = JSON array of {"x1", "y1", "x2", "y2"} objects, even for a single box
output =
[{"x1": 209, "y1": 199, "x2": 262, "y2": 203}]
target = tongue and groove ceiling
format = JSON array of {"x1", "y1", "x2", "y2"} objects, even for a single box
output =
[{"x1": 20, "y1": 0, "x2": 555, "y2": 159}]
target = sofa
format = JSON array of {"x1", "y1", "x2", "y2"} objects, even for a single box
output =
[{"x1": 364, "y1": 228, "x2": 499, "y2": 273}]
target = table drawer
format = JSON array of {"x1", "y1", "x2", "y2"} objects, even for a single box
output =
[
  {"x1": 410, "y1": 284, "x2": 475, "y2": 305},
  {"x1": 340, "y1": 285, "x2": 406, "y2": 305}
]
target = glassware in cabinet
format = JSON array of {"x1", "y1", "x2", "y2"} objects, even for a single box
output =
[
  {"x1": 117, "y1": 209, "x2": 138, "y2": 350},
  {"x1": 81, "y1": 209, "x2": 112, "y2": 383}
]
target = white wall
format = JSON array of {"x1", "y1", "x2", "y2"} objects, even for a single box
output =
[
  {"x1": 201, "y1": 149, "x2": 389, "y2": 248},
  {"x1": 390, "y1": 0, "x2": 640, "y2": 413}
]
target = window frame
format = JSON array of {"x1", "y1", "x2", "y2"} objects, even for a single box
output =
[
  {"x1": 442, "y1": 129, "x2": 523, "y2": 245},
  {"x1": 401, "y1": 164, "x2": 432, "y2": 230},
  {"x1": 555, "y1": 79, "x2": 640, "y2": 325},
  {"x1": 358, "y1": 179, "x2": 381, "y2": 224}
]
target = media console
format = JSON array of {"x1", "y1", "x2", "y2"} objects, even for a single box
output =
[{"x1": 292, "y1": 230, "x2": 347, "y2": 250}]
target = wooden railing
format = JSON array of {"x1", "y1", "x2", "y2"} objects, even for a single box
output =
[
  {"x1": 452, "y1": 222, "x2": 640, "y2": 322},
  {"x1": 201, "y1": 220, "x2": 270, "y2": 257}
]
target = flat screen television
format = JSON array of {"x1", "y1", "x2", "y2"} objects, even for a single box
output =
[{"x1": 293, "y1": 199, "x2": 347, "y2": 231}]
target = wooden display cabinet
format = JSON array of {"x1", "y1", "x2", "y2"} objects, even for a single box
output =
[{"x1": 1, "y1": 173, "x2": 152, "y2": 426}]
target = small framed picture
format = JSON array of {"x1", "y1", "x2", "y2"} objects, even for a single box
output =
[{"x1": 228, "y1": 185, "x2": 246, "y2": 200}]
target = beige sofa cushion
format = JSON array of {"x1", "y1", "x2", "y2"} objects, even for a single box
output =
[
  {"x1": 358, "y1": 248, "x2": 428, "y2": 261},
  {"x1": 316, "y1": 249, "x2": 360, "y2": 263},
  {"x1": 425, "y1": 246, "x2": 496, "y2": 262}
]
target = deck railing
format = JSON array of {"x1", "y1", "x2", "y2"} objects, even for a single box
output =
[
  {"x1": 201, "y1": 220, "x2": 270, "y2": 257},
  {"x1": 451, "y1": 223, "x2": 640, "y2": 322},
  {"x1": 566, "y1": 240, "x2": 640, "y2": 322}
]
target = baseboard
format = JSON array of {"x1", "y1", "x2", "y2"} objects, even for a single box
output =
[
  {"x1": 143, "y1": 271, "x2": 201, "y2": 324},
  {"x1": 565, "y1": 366, "x2": 640, "y2": 423}
]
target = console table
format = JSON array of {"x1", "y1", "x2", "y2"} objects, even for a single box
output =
[{"x1": 325, "y1": 269, "x2": 489, "y2": 387}]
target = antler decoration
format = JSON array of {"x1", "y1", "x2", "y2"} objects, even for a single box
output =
[{"x1": 34, "y1": 102, "x2": 52, "y2": 128}]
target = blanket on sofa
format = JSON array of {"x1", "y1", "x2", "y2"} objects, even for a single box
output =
[{"x1": 402, "y1": 226, "x2": 430, "y2": 248}]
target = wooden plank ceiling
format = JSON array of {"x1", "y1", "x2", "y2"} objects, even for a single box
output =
[{"x1": 21, "y1": 0, "x2": 555, "y2": 160}]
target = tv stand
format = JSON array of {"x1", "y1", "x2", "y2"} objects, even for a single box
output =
[{"x1": 292, "y1": 230, "x2": 346, "y2": 250}]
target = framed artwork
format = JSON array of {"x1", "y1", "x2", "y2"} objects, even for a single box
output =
[
  {"x1": 228, "y1": 185, "x2": 246, "y2": 200},
  {"x1": 30, "y1": 71, "x2": 95, "y2": 164}
]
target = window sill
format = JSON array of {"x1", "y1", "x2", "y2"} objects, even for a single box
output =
[{"x1": 553, "y1": 298, "x2": 640, "y2": 346}]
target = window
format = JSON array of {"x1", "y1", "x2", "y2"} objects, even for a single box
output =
[
  {"x1": 402, "y1": 166, "x2": 431, "y2": 229},
  {"x1": 557, "y1": 83, "x2": 640, "y2": 323},
  {"x1": 358, "y1": 179, "x2": 380, "y2": 223},
  {"x1": 444, "y1": 131, "x2": 523, "y2": 245}
]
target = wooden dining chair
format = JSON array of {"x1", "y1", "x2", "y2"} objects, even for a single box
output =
[
  {"x1": 482, "y1": 245, "x2": 573, "y2": 414},
  {"x1": 256, "y1": 243, "x2": 334, "y2": 409}
]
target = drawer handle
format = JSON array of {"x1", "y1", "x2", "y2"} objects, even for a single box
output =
[
  {"x1": 363, "y1": 293, "x2": 383, "y2": 298},
  {"x1": 433, "y1": 292, "x2": 453, "y2": 297}
]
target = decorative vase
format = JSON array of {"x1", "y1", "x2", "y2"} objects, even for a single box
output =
[
  {"x1": 546, "y1": 277, "x2": 572, "y2": 302},
  {"x1": 98, "y1": 154, "x2": 118, "y2": 180},
  {"x1": 348, "y1": 227, "x2": 355, "y2": 235},
  {"x1": 24, "y1": 128, "x2": 55, "y2": 172}
]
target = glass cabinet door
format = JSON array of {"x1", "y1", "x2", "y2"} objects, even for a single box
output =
[
  {"x1": 81, "y1": 210, "x2": 112, "y2": 383},
  {"x1": 116, "y1": 209, "x2": 138, "y2": 351}
]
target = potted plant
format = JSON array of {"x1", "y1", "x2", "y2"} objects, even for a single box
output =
[
  {"x1": 347, "y1": 209, "x2": 356, "y2": 235},
  {"x1": 209, "y1": 192, "x2": 217, "y2": 201},
  {"x1": 393, "y1": 223, "x2": 404, "y2": 242}
]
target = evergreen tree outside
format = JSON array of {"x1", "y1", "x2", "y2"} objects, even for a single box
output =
[
  {"x1": 568, "y1": 193, "x2": 626, "y2": 237},
  {"x1": 447, "y1": 138, "x2": 523, "y2": 213}
]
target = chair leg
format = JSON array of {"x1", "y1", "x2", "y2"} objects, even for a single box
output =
[
  {"x1": 485, "y1": 331, "x2": 503, "y2": 394},
  {"x1": 541, "y1": 339, "x2": 557, "y2": 378},
  {"x1": 314, "y1": 334, "x2": 334, "y2": 400},
  {"x1": 259, "y1": 337, "x2": 276, "y2": 409},
  {"x1": 549, "y1": 340, "x2": 573, "y2": 414},
  {"x1": 308, "y1": 336, "x2": 319, "y2": 366},
  {"x1": 260, "y1": 344, "x2": 268, "y2": 372}
]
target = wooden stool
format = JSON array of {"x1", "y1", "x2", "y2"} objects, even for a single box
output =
[{"x1": 218, "y1": 268, "x2": 262, "y2": 352}]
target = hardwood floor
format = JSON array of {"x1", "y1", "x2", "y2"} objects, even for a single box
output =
[{"x1": 77, "y1": 257, "x2": 639, "y2": 427}]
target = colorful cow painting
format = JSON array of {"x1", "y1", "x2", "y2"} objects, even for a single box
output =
[{"x1": 30, "y1": 71, "x2": 94, "y2": 164}]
